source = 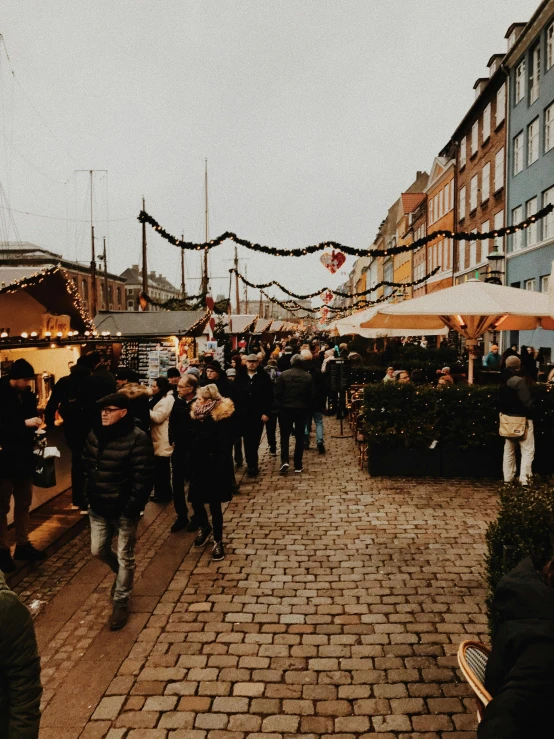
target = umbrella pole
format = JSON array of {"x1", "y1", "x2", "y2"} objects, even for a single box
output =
[{"x1": 466, "y1": 340, "x2": 477, "y2": 385}]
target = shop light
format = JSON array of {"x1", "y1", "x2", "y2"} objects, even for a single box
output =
[
  {"x1": 21, "y1": 332, "x2": 28, "y2": 339},
  {"x1": 30, "y1": 332, "x2": 37, "y2": 338},
  {"x1": 45, "y1": 331, "x2": 51, "y2": 338},
  {"x1": 1, "y1": 332, "x2": 8, "y2": 338},
  {"x1": 116, "y1": 331, "x2": 121, "y2": 336},
  {"x1": 456, "y1": 315, "x2": 468, "y2": 330},
  {"x1": 56, "y1": 331, "x2": 63, "y2": 338},
  {"x1": 84, "y1": 331, "x2": 90, "y2": 336}
]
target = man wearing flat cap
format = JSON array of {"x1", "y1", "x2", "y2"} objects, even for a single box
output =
[
  {"x1": 234, "y1": 354, "x2": 273, "y2": 477},
  {"x1": 81, "y1": 392, "x2": 154, "y2": 630}
]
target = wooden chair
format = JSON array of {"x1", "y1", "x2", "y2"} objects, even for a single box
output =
[{"x1": 457, "y1": 640, "x2": 492, "y2": 723}]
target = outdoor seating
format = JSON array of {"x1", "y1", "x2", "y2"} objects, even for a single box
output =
[{"x1": 457, "y1": 640, "x2": 492, "y2": 723}]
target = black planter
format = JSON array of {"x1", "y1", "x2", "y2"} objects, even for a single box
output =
[
  {"x1": 440, "y1": 444, "x2": 502, "y2": 479},
  {"x1": 368, "y1": 443, "x2": 441, "y2": 477},
  {"x1": 532, "y1": 437, "x2": 553, "y2": 475}
]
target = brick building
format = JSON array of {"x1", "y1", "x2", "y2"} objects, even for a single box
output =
[
  {"x1": 422, "y1": 156, "x2": 455, "y2": 294},
  {"x1": 120, "y1": 265, "x2": 180, "y2": 311}
]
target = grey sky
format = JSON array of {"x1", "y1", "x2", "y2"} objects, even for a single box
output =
[{"x1": 0, "y1": 0, "x2": 541, "y2": 305}]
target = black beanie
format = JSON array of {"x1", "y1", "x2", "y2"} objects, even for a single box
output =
[{"x1": 9, "y1": 358, "x2": 35, "y2": 380}]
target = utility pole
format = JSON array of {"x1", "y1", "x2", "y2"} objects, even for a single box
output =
[
  {"x1": 75, "y1": 169, "x2": 107, "y2": 319},
  {"x1": 142, "y1": 196, "x2": 149, "y2": 310},
  {"x1": 102, "y1": 237, "x2": 109, "y2": 309},
  {"x1": 244, "y1": 264, "x2": 249, "y2": 314},
  {"x1": 234, "y1": 246, "x2": 240, "y2": 314},
  {"x1": 180, "y1": 234, "x2": 186, "y2": 298},
  {"x1": 201, "y1": 159, "x2": 209, "y2": 295}
]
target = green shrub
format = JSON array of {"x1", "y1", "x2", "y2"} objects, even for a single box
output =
[{"x1": 485, "y1": 482, "x2": 554, "y2": 636}]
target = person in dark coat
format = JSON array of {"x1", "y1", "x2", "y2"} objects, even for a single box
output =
[
  {"x1": 45, "y1": 356, "x2": 95, "y2": 510},
  {"x1": 229, "y1": 356, "x2": 246, "y2": 466},
  {"x1": 264, "y1": 359, "x2": 281, "y2": 456},
  {"x1": 0, "y1": 359, "x2": 45, "y2": 574},
  {"x1": 301, "y1": 349, "x2": 327, "y2": 454},
  {"x1": 166, "y1": 367, "x2": 181, "y2": 399},
  {"x1": 233, "y1": 355, "x2": 273, "y2": 477},
  {"x1": 168, "y1": 373, "x2": 198, "y2": 533},
  {"x1": 83, "y1": 351, "x2": 116, "y2": 400},
  {"x1": 188, "y1": 384, "x2": 235, "y2": 561},
  {"x1": 277, "y1": 345, "x2": 294, "y2": 372},
  {"x1": 0, "y1": 570, "x2": 42, "y2": 738},
  {"x1": 275, "y1": 354, "x2": 315, "y2": 474},
  {"x1": 479, "y1": 554, "x2": 554, "y2": 738},
  {"x1": 200, "y1": 360, "x2": 232, "y2": 398},
  {"x1": 116, "y1": 369, "x2": 151, "y2": 433},
  {"x1": 498, "y1": 355, "x2": 534, "y2": 486},
  {"x1": 82, "y1": 392, "x2": 154, "y2": 630}
]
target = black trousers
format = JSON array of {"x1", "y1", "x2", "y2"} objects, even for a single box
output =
[
  {"x1": 153, "y1": 456, "x2": 173, "y2": 501},
  {"x1": 171, "y1": 452, "x2": 189, "y2": 521},
  {"x1": 242, "y1": 417, "x2": 264, "y2": 471},
  {"x1": 69, "y1": 442, "x2": 86, "y2": 508},
  {"x1": 192, "y1": 500, "x2": 223, "y2": 542},
  {"x1": 233, "y1": 437, "x2": 243, "y2": 464},
  {"x1": 266, "y1": 412, "x2": 278, "y2": 451},
  {"x1": 279, "y1": 408, "x2": 307, "y2": 469}
]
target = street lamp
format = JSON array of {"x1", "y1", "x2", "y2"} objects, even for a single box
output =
[{"x1": 485, "y1": 246, "x2": 505, "y2": 286}]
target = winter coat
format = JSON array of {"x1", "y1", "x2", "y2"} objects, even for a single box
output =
[
  {"x1": 234, "y1": 368, "x2": 274, "y2": 419},
  {"x1": 89, "y1": 366, "x2": 117, "y2": 400},
  {"x1": 188, "y1": 397, "x2": 235, "y2": 506},
  {"x1": 498, "y1": 370, "x2": 533, "y2": 419},
  {"x1": 82, "y1": 414, "x2": 155, "y2": 519},
  {"x1": 168, "y1": 395, "x2": 195, "y2": 448},
  {"x1": 149, "y1": 392, "x2": 175, "y2": 457},
  {"x1": 0, "y1": 572, "x2": 42, "y2": 739},
  {"x1": 119, "y1": 382, "x2": 151, "y2": 433},
  {"x1": 274, "y1": 366, "x2": 315, "y2": 411},
  {"x1": 0, "y1": 378, "x2": 38, "y2": 480},
  {"x1": 479, "y1": 557, "x2": 554, "y2": 738},
  {"x1": 44, "y1": 365, "x2": 96, "y2": 447},
  {"x1": 302, "y1": 360, "x2": 327, "y2": 413},
  {"x1": 277, "y1": 353, "x2": 293, "y2": 373}
]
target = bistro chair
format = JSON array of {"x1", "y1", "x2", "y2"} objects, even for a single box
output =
[{"x1": 457, "y1": 640, "x2": 492, "y2": 723}]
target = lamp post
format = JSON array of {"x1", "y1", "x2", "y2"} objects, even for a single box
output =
[{"x1": 486, "y1": 247, "x2": 505, "y2": 345}]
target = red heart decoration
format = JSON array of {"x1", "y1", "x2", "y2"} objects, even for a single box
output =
[
  {"x1": 320, "y1": 306, "x2": 330, "y2": 319},
  {"x1": 320, "y1": 250, "x2": 346, "y2": 274},
  {"x1": 321, "y1": 290, "x2": 334, "y2": 304}
]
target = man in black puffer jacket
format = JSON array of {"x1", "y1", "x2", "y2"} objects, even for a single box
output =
[
  {"x1": 82, "y1": 392, "x2": 154, "y2": 631},
  {"x1": 275, "y1": 354, "x2": 315, "y2": 474}
]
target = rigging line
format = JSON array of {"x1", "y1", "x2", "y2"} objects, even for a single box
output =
[
  {"x1": 0, "y1": 128, "x2": 71, "y2": 185},
  {"x1": 0, "y1": 204, "x2": 134, "y2": 223},
  {"x1": 0, "y1": 35, "x2": 83, "y2": 168}
]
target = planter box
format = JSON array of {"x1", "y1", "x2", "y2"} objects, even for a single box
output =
[
  {"x1": 441, "y1": 444, "x2": 502, "y2": 479},
  {"x1": 368, "y1": 444, "x2": 441, "y2": 477}
]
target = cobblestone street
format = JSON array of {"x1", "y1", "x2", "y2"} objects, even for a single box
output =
[{"x1": 22, "y1": 417, "x2": 498, "y2": 739}]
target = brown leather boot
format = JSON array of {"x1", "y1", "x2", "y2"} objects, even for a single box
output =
[{"x1": 109, "y1": 602, "x2": 128, "y2": 630}]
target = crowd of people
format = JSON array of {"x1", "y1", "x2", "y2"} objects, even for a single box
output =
[{"x1": 0, "y1": 337, "x2": 346, "y2": 632}]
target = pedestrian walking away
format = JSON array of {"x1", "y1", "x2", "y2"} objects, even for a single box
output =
[
  {"x1": 188, "y1": 384, "x2": 235, "y2": 561},
  {"x1": 498, "y1": 355, "x2": 534, "y2": 486},
  {"x1": 300, "y1": 349, "x2": 327, "y2": 454},
  {"x1": 0, "y1": 568, "x2": 42, "y2": 738},
  {"x1": 275, "y1": 353, "x2": 315, "y2": 475},
  {"x1": 234, "y1": 354, "x2": 273, "y2": 477},
  {"x1": 149, "y1": 376, "x2": 175, "y2": 503},
  {"x1": 168, "y1": 373, "x2": 198, "y2": 533},
  {"x1": 82, "y1": 392, "x2": 155, "y2": 630},
  {"x1": 264, "y1": 358, "x2": 281, "y2": 456},
  {"x1": 0, "y1": 359, "x2": 46, "y2": 574}
]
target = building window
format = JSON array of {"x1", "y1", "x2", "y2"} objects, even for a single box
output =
[
  {"x1": 494, "y1": 210, "x2": 504, "y2": 249},
  {"x1": 127, "y1": 300, "x2": 134, "y2": 309},
  {"x1": 449, "y1": 179, "x2": 454, "y2": 210},
  {"x1": 528, "y1": 118, "x2": 539, "y2": 165},
  {"x1": 108, "y1": 285, "x2": 114, "y2": 305},
  {"x1": 471, "y1": 121, "x2": 479, "y2": 154},
  {"x1": 117, "y1": 287, "x2": 121, "y2": 304},
  {"x1": 126, "y1": 287, "x2": 133, "y2": 295},
  {"x1": 483, "y1": 103, "x2": 491, "y2": 142},
  {"x1": 444, "y1": 181, "x2": 450, "y2": 212},
  {"x1": 482, "y1": 220, "x2": 490, "y2": 256},
  {"x1": 459, "y1": 186, "x2": 466, "y2": 220},
  {"x1": 469, "y1": 231, "x2": 477, "y2": 268},
  {"x1": 429, "y1": 197, "x2": 434, "y2": 225},
  {"x1": 439, "y1": 188, "x2": 444, "y2": 218},
  {"x1": 515, "y1": 59, "x2": 526, "y2": 104},
  {"x1": 529, "y1": 45, "x2": 541, "y2": 105},
  {"x1": 481, "y1": 162, "x2": 490, "y2": 201},
  {"x1": 458, "y1": 240, "x2": 466, "y2": 272},
  {"x1": 525, "y1": 278, "x2": 536, "y2": 291},
  {"x1": 512, "y1": 206, "x2": 523, "y2": 251},
  {"x1": 460, "y1": 137, "x2": 467, "y2": 168},
  {"x1": 494, "y1": 147, "x2": 504, "y2": 191},
  {"x1": 82, "y1": 278, "x2": 88, "y2": 300},
  {"x1": 545, "y1": 102, "x2": 554, "y2": 153},
  {"x1": 543, "y1": 186, "x2": 554, "y2": 240},
  {"x1": 548, "y1": 22, "x2": 554, "y2": 71},
  {"x1": 541, "y1": 275, "x2": 550, "y2": 292},
  {"x1": 513, "y1": 132, "x2": 524, "y2": 175},
  {"x1": 526, "y1": 197, "x2": 538, "y2": 246},
  {"x1": 470, "y1": 175, "x2": 478, "y2": 212},
  {"x1": 496, "y1": 83, "x2": 506, "y2": 126}
]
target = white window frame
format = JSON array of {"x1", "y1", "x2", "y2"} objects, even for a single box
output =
[
  {"x1": 515, "y1": 59, "x2": 526, "y2": 104},
  {"x1": 470, "y1": 175, "x2": 478, "y2": 212},
  {"x1": 483, "y1": 103, "x2": 491, "y2": 142},
  {"x1": 526, "y1": 197, "x2": 538, "y2": 246},
  {"x1": 494, "y1": 210, "x2": 504, "y2": 250},
  {"x1": 494, "y1": 147, "x2": 504, "y2": 192},
  {"x1": 548, "y1": 22, "x2": 554, "y2": 71},
  {"x1": 439, "y1": 188, "x2": 444, "y2": 218},
  {"x1": 482, "y1": 220, "x2": 490, "y2": 257},
  {"x1": 543, "y1": 187, "x2": 554, "y2": 240},
  {"x1": 513, "y1": 132, "x2": 524, "y2": 175},
  {"x1": 471, "y1": 121, "x2": 479, "y2": 154},
  {"x1": 512, "y1": 206, "x2": 523, "y2": 251},
  {"x1": 460, "y1": 137, "x2": 467, "y2": 168},
  {"x1": 444, "y1": 182, "x2": 450, "y2": 213},
  {"x1": 525, "y1": 278, "x2": 536, "y2": 291},
  {"x1": 541, "y1": 275, "x2": 550, "y2": 293},
  {"x1": 528, "y1": 118, "x2": 539, "y2": 165},
  {"x1": 469, "y1": 230, "x2": 477, "y2": 268},
  {"x1": 459, "y1": 185, "x2": 466, "y2": 221},
  {"x1": 496, "y1": 83, "x2": 506, "y2": 126},
  {"x1": 481, "y1": 162, "x2": 490, "y2": 202},
  {"x1": 530, "y1": 45, "x2": 541, "y2": 105},
  {"x1": 545, "y1": 102, "x2": 554, "y2": 153}
]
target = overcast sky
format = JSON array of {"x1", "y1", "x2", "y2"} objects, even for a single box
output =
[{"x1": 0, "y1": 0, "x2": 541, "y2": 306}]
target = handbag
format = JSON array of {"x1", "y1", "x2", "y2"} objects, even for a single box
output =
[
  {"x1": 499, "y1": 412, "x2": 527, "y2": 439},
  {"x1": 33, "y1": 447, "x2": 57, "y2": 488}
]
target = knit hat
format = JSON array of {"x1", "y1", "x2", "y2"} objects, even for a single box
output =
[
  {"x1": 246, "y1": 354, "x2": 259, "y2": 361},
  {"x1": 267, "y1": 359, "x2": 278, "y2": 368},
  {"x1": 186, "y1": 366, "x2": 201, "y2": 377},
  {"x1": 226, "y1": 368, "x2": 236, "y2": 377},
  {"x1": 167, "y1": 367, "x2": 180, "y2": 379},
  {"x1": 206, "y1": 360, "x2": 222, "y2": 373},
  {"x1": 116, "y1": 367, "x2": 140, "y2": 383},
  {"x1": 9, "y1": 358, "x2": 35, "y2": 379},
  {"x1": 96, "y1": 392, "x2": 130, "y2": 409},
  {"x1": 284, "y1": 346, "x2": 293, "y2": 354}
]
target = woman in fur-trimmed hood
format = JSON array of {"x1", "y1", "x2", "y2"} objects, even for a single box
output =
[
  {"x1": 118, "y1": 381, "x2": 151, "y2": 433},
  {"x1": 188, "y1": 384, "x2": 235, "y2": 561}
]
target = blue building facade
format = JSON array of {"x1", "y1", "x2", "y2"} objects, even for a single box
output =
[{"x1": 505, "y1": 2, "x2": 554, "y2": 355}]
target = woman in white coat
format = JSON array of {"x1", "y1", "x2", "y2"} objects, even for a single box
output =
[{"x1": 149, "y1": 376, "x2": 175, "y2": 503}]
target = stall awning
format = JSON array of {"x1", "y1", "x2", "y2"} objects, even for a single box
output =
[{"x1": 94, "y1": 310, "x2": 210, "y2": 337}]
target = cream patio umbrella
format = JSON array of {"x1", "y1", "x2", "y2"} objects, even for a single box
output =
[
  {"x1": 329, "y1": 304, "x2": 448, "y2": 339},
  {"x1": 360, "y1": 278, "x2": 554, "y2": 383}
]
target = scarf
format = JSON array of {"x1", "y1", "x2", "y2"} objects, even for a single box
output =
[{"x1": 193, "y1": 398, "x2": 219, "y2": 421}]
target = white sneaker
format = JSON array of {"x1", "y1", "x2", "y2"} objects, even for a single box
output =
[{"x1": 279, "y1": 463, "x2": 289, "y2": 476}]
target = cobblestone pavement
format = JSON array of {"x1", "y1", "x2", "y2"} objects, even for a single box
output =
[{"x1": 32, "y1": 417, "x2": 498, "y2": 738}]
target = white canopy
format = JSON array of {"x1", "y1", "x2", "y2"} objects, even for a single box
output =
[{"x1": 330, "y1": 304, "x2": 448, "y2": 338}]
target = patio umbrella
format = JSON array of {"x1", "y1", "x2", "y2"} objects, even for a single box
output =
[
  {"x1": 360, "y1": 278, "x2": 554, "y2": 383},
  {"x1": 330, "y1": 304, "x2": 448, "y2": 338}
]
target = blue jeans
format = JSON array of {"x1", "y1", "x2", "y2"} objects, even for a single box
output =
[
  {"x1": 89, "y1": 509, "x2": 138, "y2": 604},
  {"x1": 305, "y1": 411, "x2": 324, "y2": 445}
]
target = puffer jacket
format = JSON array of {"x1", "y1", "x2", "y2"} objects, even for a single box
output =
[
  {"x1": 274, "y1": 366, "x2": 315, "y2": 410},
  {"x1": 82, "y1": 414, "x2": 155, "y2": 519},
  {"x1": 118, "y1": 382, "x2": 151, "y2": 433},
  {"x1": 0, "y1": 378, "x2": 38, "y2": 480},
  {"x1": 0, "y1": 572, "x2": 42, "y2": 739},
  {"x1": 149, "y1": 392, "x2": 175, "y2": 456}
]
